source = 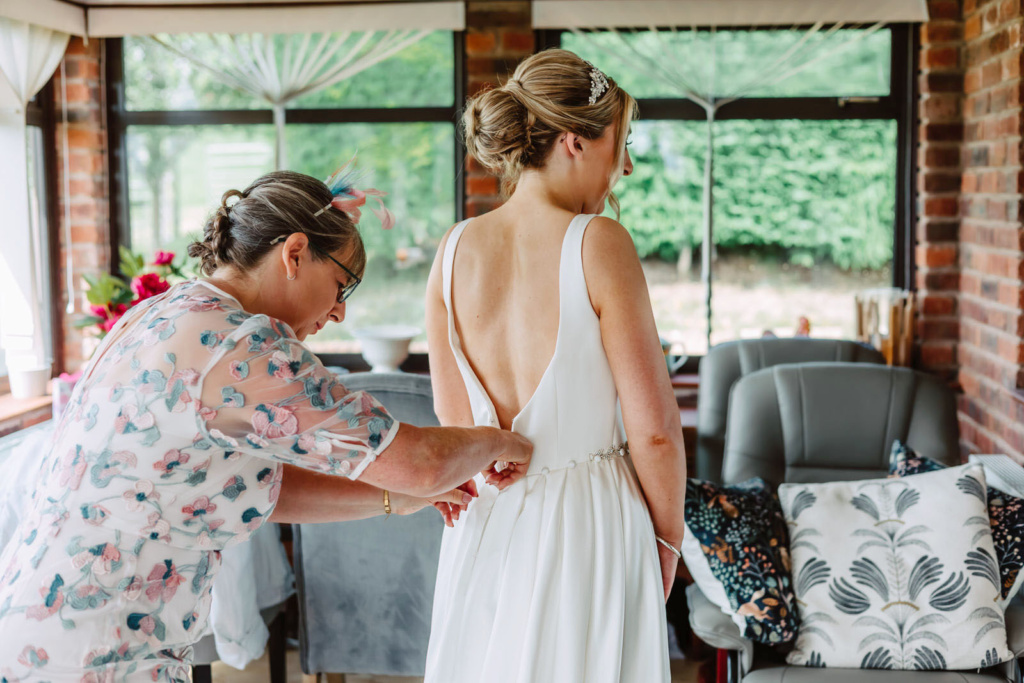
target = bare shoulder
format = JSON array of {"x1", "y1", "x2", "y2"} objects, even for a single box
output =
[
  {"x1": 581, "y1": 216, "x2": 645, "y2": 314},
  {"x1": 583, "y1": 216, "x2": 639, "y2": 262},
  {"x1": 582, "y1": 216, "x2": 642, "y2": 274},
  {"x1": 426, "y1": 222, "x2": 465, "y2": 295}
]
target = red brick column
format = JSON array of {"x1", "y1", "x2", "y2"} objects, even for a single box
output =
[
  {"x1": 463, "y1": 1, "x2": 534, "y2": 218},
  {"x1": 53, "y1": 37, "x2": 111, "y2": 372},
  {"x1": 956, "y1": 0, "x2": 1024, "y2": 459},
  {"x1": 917, "y1": 0, "x2": 965, "y2": 382}
]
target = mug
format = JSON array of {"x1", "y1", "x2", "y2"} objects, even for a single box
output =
[{"x1": 660, "y1": 338, "x2": 687, "y2": 375}]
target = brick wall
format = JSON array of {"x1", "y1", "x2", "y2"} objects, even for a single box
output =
[
  {"x1": 464, "y1": 0, "x2": 534, "y2": 217},
  {"x1": 953, "y1": 0, "x2": 1024, "y2": 459},
  {"x1": 53, "y1": 37, "x2": 111, "y2": 373},
  {"x1": 917, "y1": 1, "x2": 964, "y2": 383}
]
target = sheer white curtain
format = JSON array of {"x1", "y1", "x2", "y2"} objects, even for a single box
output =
[
  {"x1": 573, "y1": 24, "x2": 883, "y2": 346},
  {"x1": 0, "y1": 17, "x2": 69, "y2": 376},
  {"x1": 151, "y1": 30, "x2": 430, "y2": 169}
]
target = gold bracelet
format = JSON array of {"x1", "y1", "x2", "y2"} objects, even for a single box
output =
[{"x1": 383, "y1": 489, "x2": 391, "y2": 519}]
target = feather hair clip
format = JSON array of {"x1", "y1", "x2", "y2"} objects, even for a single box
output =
[{"x1": 314, "y1": 156, "x2": 395, "y2": 230}]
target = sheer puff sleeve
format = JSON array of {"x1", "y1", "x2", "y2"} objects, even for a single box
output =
[{"x1": 195, "y1": 314, "x2": 399, "y2": 480}]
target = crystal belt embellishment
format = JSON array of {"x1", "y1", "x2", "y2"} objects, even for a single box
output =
[{"x1": 590, "y1": 442, "x2": 629, "y2": 463}]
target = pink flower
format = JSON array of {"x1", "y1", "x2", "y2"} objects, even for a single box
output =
[
  {"x1": 58, "y1": 448, "x2": 87, "y2": 491},
  {"x1": 138, "y1": 614, "x2": 157, "y2": 635},
  {"x1": 25, "y1": 576, "x2": 63, "y2": 621},
  {"x1": 114, "y1": 404, "x2": 154, "y2": 434},
  {"x1": 184, "y1": 297, "x2": 221, "y2": 312},
  {"x1": 197, "y1": 406, "x2": 218, "y2": 422},
  {"x1": 269, "y1": 351, "x2": 297, "y2": 379},
  {"x1": 170, "y1": 368, "x2": 200, "y2": 386},
  {"x1": 182, "y1": 496, "x2": 216, "y2": 519},
  {"x1": 81, "y1": 671, "x2": 116, "y2": 683},
  {"x1": 72, "y1": 543, "x2": 120, "y2": 575},
  {"x1": 297, "y1": 433, "x2": 331, "y2": 456},
  {"x1": 229, "y1": 360, "x2": 248, "y2": 381},
  {"x1": 82, "y1": 504, "x2": 111, "y2": 526},
  {"x1": 124, "y1": 575, "x2": 143, "y2": 601},
  {"x1": 17, "y1": 645, "x2": 48, "y2": 667},
  {"x1": 144, "y1": 560, "x2": 184, "y2": 602},
  {"x1": 152, "y1": 250, "x2": 174, "y2": 266},
  {"x1": 142, "y1": 513, "x2": 171, "y2": 543},
  {"x1": 131, "y1": 273, "x2": 170, "y2": 301},
  {"x1": 123, "y1": 480, "x2": 159, "y2": 512},
  {"x1": 153, "y1": 449, "x2": 189, "y2": 477},
  {"x1": 251, "y1": 404, "x2": 298, "y2": 439},
  {"x1": 169, "y1": 389, "x2": 192, "y2": 413}
]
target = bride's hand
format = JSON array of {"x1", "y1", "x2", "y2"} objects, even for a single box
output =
[
  {"x1": 657, "y1": 541, "x2": 681, "y2": 602},
  {"x1": 483, "y1": 432, "x2": 533, "y2": 490}
]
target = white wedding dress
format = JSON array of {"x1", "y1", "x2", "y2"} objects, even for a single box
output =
[{"x1": 424, "y1": 214, "x2": 670, "y2": 683}]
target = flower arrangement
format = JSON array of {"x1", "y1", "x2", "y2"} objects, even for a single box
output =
[{"x1": 75, "y1": 247, "x2": 190, "y2": 338}]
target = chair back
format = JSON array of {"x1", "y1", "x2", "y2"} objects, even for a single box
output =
[
  {"x1": 721, "y1": 362, "x2": 959, "y2": 487},
  {"x1": 293, "y1": 372, "x2": 444, "y2": 676},
  {"x1": 697, "y1": 338, "x2": 885, "y2": 481}
]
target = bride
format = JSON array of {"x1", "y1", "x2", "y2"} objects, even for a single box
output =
[{"x1": 423, "y1": 49, "x2": 687, "y2": 682}]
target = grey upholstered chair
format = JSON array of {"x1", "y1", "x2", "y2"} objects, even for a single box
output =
[
  {"x1": 292, "y1": 372, "x2": 444, "y2": 679},
  {"x1": 687, "y1": 363, "x2": 1024, "y2": 682},
  {"x1": 696, "y1": 338, "x2": 885, "y2": 483}
]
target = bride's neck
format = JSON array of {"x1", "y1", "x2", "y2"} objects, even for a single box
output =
[{"x1": 508, "y1": 170, "x2": 585, "y2": 215}]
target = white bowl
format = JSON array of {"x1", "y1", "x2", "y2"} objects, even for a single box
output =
[
  {"x1": 9, "y1": 366, "x2": 51, "y2": 399},
  {"x1": 352, "y1": 325, "x2": 421, "y2": 373}
]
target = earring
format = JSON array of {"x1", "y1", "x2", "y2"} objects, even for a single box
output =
[{"x1": 287, "y1": 274, "x2": 296, "y2": 281}]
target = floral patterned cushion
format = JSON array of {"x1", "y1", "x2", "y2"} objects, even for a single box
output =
[
  {"x1": 779, "y1": 464, "x2": 1012, "y2": 670},
  {"x1": 681, "y1": 477, "x2": 798, "y2": 645},
  {"x1": 889, "y1": 441, "x2": 1024, "y2": 604}
]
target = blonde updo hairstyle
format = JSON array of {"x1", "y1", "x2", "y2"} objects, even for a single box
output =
[
  {"x1": 188, "y1": 170, "x2": 367, "y2": 278},
  {"x1": 463, "y1": 48, "x2": 637, "y2": 211}
]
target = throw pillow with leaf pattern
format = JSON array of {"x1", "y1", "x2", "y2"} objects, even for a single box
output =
[
  {"x1": 889, "y1": 440, "x2": 1024, "y2": 605},
  {"x1": 779, "y1": 464, "x2": 1012, "y2": 670},
  {"x1": 681, "y1": 477, "x2": 798, "y2": 645}
]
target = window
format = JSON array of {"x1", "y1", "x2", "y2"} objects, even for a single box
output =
[
  {"x1": 549, "y1": 27, "x2": 913, "y2": 356},
  {"x1": 112, "y1": 32, "x2": 461, "y2": 358},
  {"x1": 3, "y1": 85, "x2": 58, "y2": 381}
]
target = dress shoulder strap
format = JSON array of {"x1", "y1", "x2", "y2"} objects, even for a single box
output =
[{"x1": 442, "y1": 219, "x2": 472, "y2": 312}]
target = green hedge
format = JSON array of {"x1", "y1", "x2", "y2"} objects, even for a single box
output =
[{"x1": 617, "y1": 118, "x2": 896, "y2": 271}]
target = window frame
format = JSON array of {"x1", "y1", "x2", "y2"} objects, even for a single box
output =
[
  {"x1": 106, "y1": 33, "x2": 465, "y2": 371},
  {"x1": 539, "y1": 24, "x2": 918, "y2": 365},
  {"x1": 9, "y1": 78, "x2": 64, "y2": 390}
]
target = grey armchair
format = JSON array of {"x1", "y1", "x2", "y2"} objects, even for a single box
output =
[
  {"x1": 696, "y1": 338, "x2": 885, "y2": 482},
  {"x1": 292, "y1": 372, "x2": 444, "y2": 679},
  {"x1": 688, "y1": 362, "x2": 1024, "y2": 681}
]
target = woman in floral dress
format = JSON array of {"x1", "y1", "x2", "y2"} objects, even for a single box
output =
[{"x1": 0, "y1": 171, "x2": 532, "y2": 681}]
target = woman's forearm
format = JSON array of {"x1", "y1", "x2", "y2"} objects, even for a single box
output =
[
  {"x1": 359, "y1": 424, "x2": 531, "y2": 497},
  {"x1": 631, "y1": 431, "x2": 688, "y2": 546},
  {"x1": 268, "y1": 464, "x2": 392, "y2": 523}
]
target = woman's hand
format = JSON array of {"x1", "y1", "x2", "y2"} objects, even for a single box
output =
[
  {"x1": 482, "y1": 431, "x2": 533, "y2": 490},
  {"x1": 657, "y1": 540, "x2": 681, "y2": 602},
  {"x1": 392, "y1": 480, "x2": 478, "y2": 528}
]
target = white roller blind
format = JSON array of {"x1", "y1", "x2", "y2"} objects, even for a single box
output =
[
  {"x1": 88, "y1": 2, "x2": 464, "y2": 36},
  {"x1": 0, "y1": 0, "x2": 85, "y2": 36},
  {"x1": 533, "y1": 0, "x2": 929, "y2": 28},
  {"x1": 0, "y1": 1, "x2": 464, "y2": 37}
]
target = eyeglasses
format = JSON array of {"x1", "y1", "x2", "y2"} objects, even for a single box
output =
[
  {"x1": 324, "y1": 251, "x2": 361, "y2": 304},
  {"x1": 270, "y1": 234, "x2": 361, "y2": 304}
]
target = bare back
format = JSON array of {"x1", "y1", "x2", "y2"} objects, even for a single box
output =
[{"x1": 447, "y1": 206, "x2": 580, "y2": 430}]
